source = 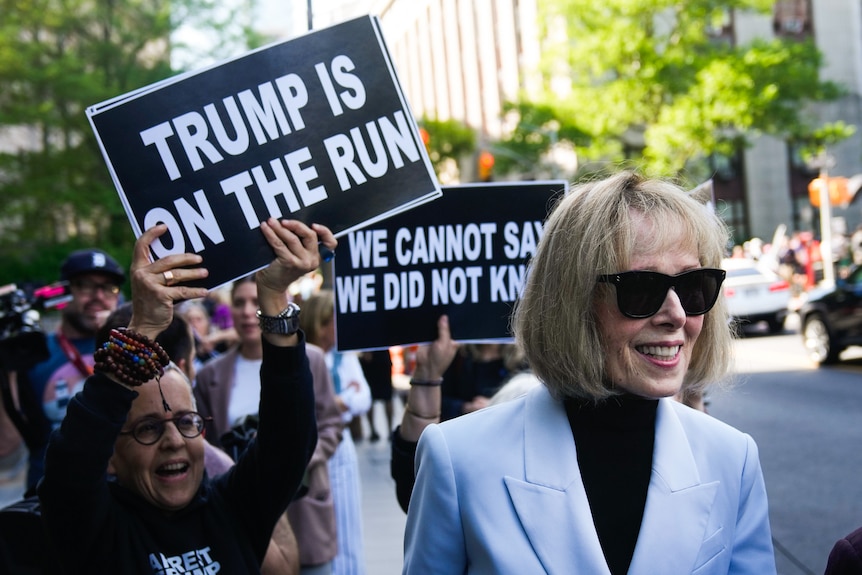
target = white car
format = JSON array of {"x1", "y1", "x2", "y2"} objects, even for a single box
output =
[{"x1": 721, "y1": 258, "x2": 792, "y2": 333}]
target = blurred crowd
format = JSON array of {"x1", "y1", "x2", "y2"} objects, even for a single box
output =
[{"x1": 729, "y1": 223, "x2": 862, "y2": 298}]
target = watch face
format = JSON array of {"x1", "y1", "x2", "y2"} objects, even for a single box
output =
[{"x1": 280, "y1": 303, "x2": 301, "y2": 318}]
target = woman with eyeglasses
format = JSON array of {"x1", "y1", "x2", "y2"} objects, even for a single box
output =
[
  {"x1": 38, "y1": 218, "x2": 336, "y2": 574},
  {"x1": 403, "y1": 171, "x2": 776, "y2": 574}
]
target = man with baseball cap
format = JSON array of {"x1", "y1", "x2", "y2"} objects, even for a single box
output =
[{"x1": 18, "y1": 248, "x2": 126, "y2": 493}]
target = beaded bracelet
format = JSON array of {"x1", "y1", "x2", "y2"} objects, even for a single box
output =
[
  {"x1": 94, "y1": 328, "x2": 171, "y2": 388},
  {"x1": 409, "y1": 378, "x2": 444, "y2": 387},
  {"x1": 404, "y1": 404, "x2": 441, "y2": 420}
]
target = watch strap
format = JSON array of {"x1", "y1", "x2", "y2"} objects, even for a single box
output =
[{"x1": 256, "y1": 302, "x2": 301, "y2": 335}]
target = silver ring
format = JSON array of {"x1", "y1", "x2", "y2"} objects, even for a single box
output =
[{"x1": 163, "y1": 270, "x2": 175, "y2": 286}]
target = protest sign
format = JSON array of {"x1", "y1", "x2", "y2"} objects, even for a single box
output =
[
  {"x1": 87, "y1": 15, "x2": 440, "y2": 289},
  {"x1": 332, "y1": 181, "x2": 567, "y2": 351}
]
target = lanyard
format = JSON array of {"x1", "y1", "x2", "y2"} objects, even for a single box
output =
[{"x1": 56, "y1": 331, "x2": 94, "y2": 378}]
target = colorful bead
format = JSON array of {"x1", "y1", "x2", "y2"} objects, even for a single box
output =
[{"x1": 94, "y1": 328, "x2": 170, "y2": 387}]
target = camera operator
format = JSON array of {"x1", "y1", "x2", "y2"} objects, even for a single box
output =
[{"x1": 16, "y1": 248, "x2": 125, "y2": 494}]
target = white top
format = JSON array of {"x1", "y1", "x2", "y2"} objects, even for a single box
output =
[
  {"x1": 228, "y1": 355, "x2": 263, "y2": 426},
  {"x1": 326, "y1": 350, "x2": 372, "y2": 423}
]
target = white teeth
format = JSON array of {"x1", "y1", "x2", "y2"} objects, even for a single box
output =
[
  {"x1": 637, "y1": 345, "x2": 680, "y2": 358},
  {"x1": 161, "y1": 462, "x2": 187, "y2": 472}
]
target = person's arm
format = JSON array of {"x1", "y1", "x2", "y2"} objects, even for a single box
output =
[
  {"x1": 399, "y1": 315, "x2": 457, "y2": 442},
  {"x1": 217, "y1": 219, "x2": 336, "y2": 557},
  {"x1": 391, "y1": 315, "x2": 458, "y2": 512},
  {"x1": 262, "y1": 507, "x2": 301, "y2": 575},
  {"x1": 392, "y1": 425, "x2": 421, "y2": 513}
]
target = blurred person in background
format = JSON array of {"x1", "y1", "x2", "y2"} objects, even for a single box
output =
[
  {"x1": 301, "y1": 289, "x2": 370, "y2": 575},
  {"x1": 358, "y1": 349, "x2": 394, "y2": 442},
  {"x1": 14, "y1": 248, "x2": 125, "y2": 494},
  {"x1": 194, "y1": 274, "x2": 343, "y2": 575},
  {"x1": 440, "y1": 343, "x2": 526, "y2": 421},
  {"x1": 177, "y1": 298, "x2": 237, "y2": 373}
]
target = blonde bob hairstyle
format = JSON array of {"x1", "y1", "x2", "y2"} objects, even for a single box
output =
[
  {"x1": 512, "y1": 170, "x2": 733, "y2": 402},
  {"x1": 299, "y1": 288, "x2": 334, "y2": 349}
]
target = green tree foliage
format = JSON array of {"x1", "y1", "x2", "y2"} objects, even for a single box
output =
[
  {"x1": 418, "y1": 116, "x2": 476, "y2": 179},
  {"x1": 513, "y1": 0, "x2": 847, "y2": 181},
  {"x1": 792, "y1": 121, "x2": 857, "y2": 166},
  {"x1": 0, "y1": 0, "x2": 251, "y2": 286},
  {"x1": 494, "y1": 100, "x2": 590, "y2": 177}
]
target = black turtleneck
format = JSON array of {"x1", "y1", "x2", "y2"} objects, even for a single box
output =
[{"x1": 564, "y1": 395, "x2": 658, "y2": 575}]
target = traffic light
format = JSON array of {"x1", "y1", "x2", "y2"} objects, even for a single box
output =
[
  {"x1": 478, "y1": 150, "x2": 495, "y2": 182},
  {"x1": 808, "y1": 177, "x2": 850, "y2": 207}
]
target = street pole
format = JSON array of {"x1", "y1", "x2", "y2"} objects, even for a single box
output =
[
  {"x1": 818, "y1": 167, "x2": 836, "y2": 287},
  {"x1": 307, "y1": 0, "x2": 313, "y2": 31}
]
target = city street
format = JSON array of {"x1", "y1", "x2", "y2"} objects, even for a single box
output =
[
  {"x1": 357, "y1": 317, "x2": 862, "y2": 574},
  {"x1": 708, "y1": 322, "x2": 862, "y2": 575}
]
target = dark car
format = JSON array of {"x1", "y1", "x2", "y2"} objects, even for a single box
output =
[{"x1": 798, "y1": 265, "x2": 862, "y2": 365}]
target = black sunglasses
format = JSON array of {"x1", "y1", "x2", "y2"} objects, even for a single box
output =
[{"x1": 596, "y1": 268, "x2": 726, "y2": 319}]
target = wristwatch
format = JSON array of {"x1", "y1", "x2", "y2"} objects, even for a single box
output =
[{"x1": 256, "y1": 302, "x2": 301, "y2": 335}]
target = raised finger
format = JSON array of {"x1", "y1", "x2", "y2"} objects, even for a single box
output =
[
  {"x1": 260, "y1": 218, "x2": 299, "y2": 261},
  {"x1": 156, "y1": 267, "x2": 209, "y2": 289},
  {"x1": 436, "y1": 315, "x2": 451, "y2": 342},
  {"x1": 311, "y1": 223, "x2": 337, "y2": 251},
  {"x1": 131, "y1": 224, "x2": 168, "y2": 273},
  {"x1": 277, "y1": 219, "x2": 318, "y2": 253}
]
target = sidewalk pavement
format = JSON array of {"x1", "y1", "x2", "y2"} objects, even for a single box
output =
[{"x1": 356, "y1": 399, "x2": 408, "y2": 575}]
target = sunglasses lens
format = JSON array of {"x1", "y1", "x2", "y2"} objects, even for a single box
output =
[
  {"x1": 616, "y1": 272, "x2": 667, "y2": 318},
  {"x1": 676, "y1": 270, "x2": 722, "y2": 315}
]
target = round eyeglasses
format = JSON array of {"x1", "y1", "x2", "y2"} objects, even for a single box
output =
[
  {"x1": 596, "y1": 268, "x2": 726, "y2": 319},
  {"x1": 119, "y1": 412, "x2": 209, "y2": 446}
]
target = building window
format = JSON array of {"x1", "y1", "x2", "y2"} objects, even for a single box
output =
[
  {"x1": 711, "y1": 150, "x2": 738, "y2": 182},
  {"x1": 718, "y1": 199, "x2": 749, "y2": 247},
  {"x1": 774, "y1": 0, "x2": 812, "y2": 39}
]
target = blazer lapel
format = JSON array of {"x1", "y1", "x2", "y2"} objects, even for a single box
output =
[
  {"x1": 628, "y1": 399, "x2": 719, "y2": 574},
  {"x1": 505, "y1": 386, "x2": 611, "y2": 575}
]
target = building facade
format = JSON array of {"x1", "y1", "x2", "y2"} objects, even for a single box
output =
[{"x1": 284, "y1": 0, "x2": 862, "y2": 244}]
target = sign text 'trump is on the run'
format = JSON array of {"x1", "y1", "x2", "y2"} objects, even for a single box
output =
[{"x1": 88, "y1": 15, "x2": 440, "y2": 289}]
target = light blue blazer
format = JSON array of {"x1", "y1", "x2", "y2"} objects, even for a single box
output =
[{"x1": 403, "y1": 385, "x2": 776, "y2": 575}]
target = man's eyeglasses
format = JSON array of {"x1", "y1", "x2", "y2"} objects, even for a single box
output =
[
  {"x1": 71, "y1": 279, "x2": 120, "y2": 297},
  {"x1": 119, "y1": 412, "x2": 209, "y2": 446},
  {"x1": 596, "y1": 268, "x2": 726, "y2": 319}
]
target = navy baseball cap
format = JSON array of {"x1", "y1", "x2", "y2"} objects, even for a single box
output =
[{"x1": 60, "y1": 249, "x2": 125, "y2": 284}]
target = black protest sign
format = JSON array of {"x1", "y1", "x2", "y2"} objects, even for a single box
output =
[
  {"x1": 87, "y1": 15, "x2": 440, "y2": 289},
  {"x1": 333, "y1": 181, "x2": 567, "y2": 351}
]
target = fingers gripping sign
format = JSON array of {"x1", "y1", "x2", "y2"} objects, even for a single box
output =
[
  {"x1": 129, "y1": 224, "x2": 210, "y2": 340},
  {"x1": 257, "y1": 218, "x2": 337, "y2": 294}
]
